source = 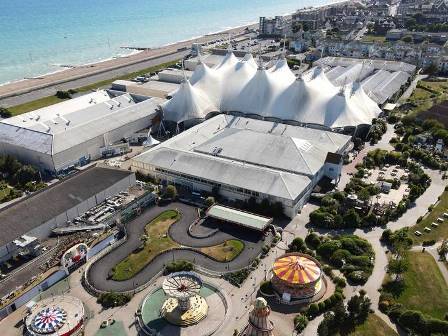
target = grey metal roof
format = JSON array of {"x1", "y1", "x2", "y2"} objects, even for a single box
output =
[
  {"x1": 133, "y1": 115, "x2": 351, "y2": 201},
  {"x1": 206, "y1": 204, "x2": 272, "y2": 231},
  {"x1": 0, "y1": 167, "x2": 133, "y2": 248},
  {"x1": 316, "y1": 57, "x2": 412, "y2": 104},
  {"x1": 0, "y1": 94, "x2": 164, "y2": 155}
]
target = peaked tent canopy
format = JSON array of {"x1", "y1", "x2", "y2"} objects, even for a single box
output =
[{"x1": 162, "y1": 51, "x2": 382, "y2": 128}]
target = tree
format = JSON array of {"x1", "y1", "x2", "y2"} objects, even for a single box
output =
[
  {"x1": 165, "y1": 184, "x2": 177, "y2": 199},
  {"x1": 347, "y1": 291, "x2": 371, "y2": 324},
  {"x1": 388, "y1": 257, "x2": 409, "y2": 282},
  {"x1": 288, "y1": 237, "x2": 307, "y2": 253},
  {"x1": 438, "y1": 240, "x2": 448, "y2": 261},
  {"x1": 12, "y1": 165, "x2": 39, "y2": 186},
  {"x1": 343, "y1": 208, "x2": 360, "y2": 227}
]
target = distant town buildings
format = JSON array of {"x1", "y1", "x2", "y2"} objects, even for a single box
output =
[{"x1": 259, "y1": 16, "x2": 286, "y2": 37}]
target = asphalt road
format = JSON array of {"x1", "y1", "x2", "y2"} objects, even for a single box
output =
[
  {"x1": 0, "y1": 51, "x2": 188, "y2": 108},
  {"x1": 87, "y1": 202, "x2": 267, "y2": 292}
]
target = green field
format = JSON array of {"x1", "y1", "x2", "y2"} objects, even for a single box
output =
[
  {"x1": 6, "y1": 59, "x2": 180, "y2": 116},
  {"x1": 361, "y1": 34, "x2": 386, "y2": 43},
  {"x1": 349, "y1": 314, "x2": 398, "y2": 336},
  {"x1": 112, "y1": 209, "x2": 246, "y2": 281},
  {"x1": 386, "y1": 251, "x2": 448, "y2": 320},
  {"x1": 112, "y1": 210, "x2": 181, "y2": 281},
  {"x1": 411, "y1": 190, "x2": 448, "y2": 243},
  {"x1": 200, "y1": 239, "x2": 245, "y2": 262},
  {"x1": 404, "y1": 79, "x2": 448, "y2": 116},
  {"x1": 8, "y1": 96, "x2": 69, "y2": 116}
]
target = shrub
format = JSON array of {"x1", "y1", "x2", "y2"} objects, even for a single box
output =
[
  {"x1": 317, "y1": 240, "x2": 342, "y2": 259},
  {"x1": 333, "y1": 276, "x2": 346, "y2": 288},
  {"x1": 318, "y1": 301, "x2": 326, "y2": 311},
  {"x1": 422, "y1": 239, "x2": 436, "y2": 246},
  {"x1": 346, "y1": 270, "x2": 369, "y2": 284},
  {"x1": 55, "y1": 90, "x2": 71, "y2": 99},
  {"x1": 97, "y1": 292, "x2": 131, "y2": 308},
  {"x1": 305, "y1": 232, "x2": 321, "y2": 249},
  {"x1": 330, "y1": 249, "x2": 351, "y2": 268},
  {"x1": 164, "y1": 260, "x2": 193, "y2": 275},
  {"x1": 294, "y1": 314, "x2": 309, "y2": 332},
  {"x1": 205, "y1": 196, "x2": 215, "y2": 207},
  {"x1": 307, "y1": 303, "x2": 320, "y2": 318}
]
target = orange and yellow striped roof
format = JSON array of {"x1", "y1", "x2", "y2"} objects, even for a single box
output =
[{"x1": 273, "y1": 254, "x2": 321, "y2": 285}]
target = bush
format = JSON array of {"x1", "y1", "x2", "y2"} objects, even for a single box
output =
[
  {"x1": 346, "y1": 271, "x2": 369, "y2": 285},
  {"x1": 164, "y1": 184, "x2": 177, "y2": 199},
  {"x1": 55, "y1": 90, "x2": 71, "y2": 99},
  {"x1": 224, "y1": 268, "x2": 250, "y2": 287},
  {"x1": 422, "y1": 239, "x2": 436, "y2": 246},
  {"x1": 333, "y1": 276, "x2": 346, "y2": 288},
  {"x1": 305, "y1": 232, "x2": 321, "y2": 249},
  {"x1": 97, "y1": 292, "x2": 131, "y2": 308},
  {"x1": 307, "y1": 303, "x2": 320, "y2": 318},
  {"x1": 294, "y1": 314, "x2": 309, "y2": 332},
  {"x1": 205, "y1": 196, "x2": 215, "y2": 207},
  {"x1": 164, "y1": 260, "x2": 193, "y2": 275}
]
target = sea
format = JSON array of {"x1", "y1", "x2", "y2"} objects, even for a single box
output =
[{"x1": 0, "y1": 0, "x2": 328, "y2": 86}]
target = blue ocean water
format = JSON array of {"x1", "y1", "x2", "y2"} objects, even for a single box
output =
[{"x1": 0, "y1": 0, "x2": 326, "y2": 85}]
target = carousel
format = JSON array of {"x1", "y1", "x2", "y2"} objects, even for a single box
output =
[
  {"x1": 271, "y1": 252, "x2": 324, "y2": 301},
  {"x1": 25, "y1": 295, "x2": 84, "y2": 336}
]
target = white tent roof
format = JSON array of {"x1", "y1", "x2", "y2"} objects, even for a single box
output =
[
  {"x1": 162, "y1": 52, "x2": 382, "y2": 127},
  {"x1": 160, "y1": 80, "x2": 216, "y2": 123}
]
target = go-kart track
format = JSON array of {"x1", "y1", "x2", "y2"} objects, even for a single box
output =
[{"x1": 87, "y1": 202, "x2": 269, "y2": 292}]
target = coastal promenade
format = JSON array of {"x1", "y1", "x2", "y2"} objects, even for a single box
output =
[{"x1": 0, "y1": 25, "x2": 254, "y2": 107}]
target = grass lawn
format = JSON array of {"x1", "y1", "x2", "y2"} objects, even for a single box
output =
[
  {"x1": 349, "y1": 314, "x2": 397, "y2": 336},
  {"x1": 385, "y1": 251, "x2": 448, "y2": 320},
  {"x1": 7, "y1": 96, "x2": 68, "y2": 115},
  {"x1": 112, "y1": 210, "x2": 181, "y2": 281},
  {"x1": 200, "y1": 239, "x2": 245, "y2": 262},
  {"x1": 5, "y1": 60, "x2": 180, "y2": 116},
  {"x1": 411, "y1": 189, "x2": 448, "y2": 243},
  {"x1": 361, "y1": 34, "x2": 386, "y2": 43}
]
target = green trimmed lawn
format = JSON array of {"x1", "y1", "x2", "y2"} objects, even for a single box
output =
[
  {"x1": 392, "y1": 251, "x2": 448, "y2": 320},
  {"x1": 200, "y1": 239, "x2": 245, "y2": 262},
  {"x1": 350, "y1": 314, "x2": 397, "y2": 336},
  {"x1": 411, "y1": 190, "x2": 448, "y2": 243},
  {"x1": 8, "y1": 96, "x2": 68, "y2": 115},
  {"x1": 6, "y1": 60, "x2": 180, "y2": 116},
  {"x1": 361, "y1": 34, "x2": 386, "y2": 43},
  {"x1": 112, "y1": 210, "x2": 181, "y2": 281}
]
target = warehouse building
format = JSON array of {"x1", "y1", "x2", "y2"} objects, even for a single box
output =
[
  {"x1": 0, "y1": 167, "x2": 135, "y2": 263},
  {"x1": 131, "y1": 115, "x2": 351, "y2": 218},
  {"x1": 0, "y1": 90, "x2": 163, "y2": 175}
]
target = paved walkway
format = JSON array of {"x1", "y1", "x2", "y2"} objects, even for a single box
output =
[{"x1": 88, "y1": 202, "x2": 268, "y2": 292}]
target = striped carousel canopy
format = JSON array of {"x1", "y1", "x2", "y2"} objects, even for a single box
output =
[{"x1": 273, "y1": 254, "x2": 321, "y2": 285}]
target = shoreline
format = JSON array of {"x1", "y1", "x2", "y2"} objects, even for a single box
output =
[
  {"x1": 0, "y1": 23, "x2": 255, "y2": 101},
  {"x1": 0, "y1": 0, "x2": 347, "y2": 103}
]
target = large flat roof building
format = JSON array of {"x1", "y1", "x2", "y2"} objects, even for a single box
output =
[
  {"x1": 0, "y1": 166, "x2": 135, "y2": 263},
  {"x1": 0, "y1": 90, "x2": 163, "y2": 174},
  {"x1": 131, "y1": 115, "x2": 351, "y2": 218}
]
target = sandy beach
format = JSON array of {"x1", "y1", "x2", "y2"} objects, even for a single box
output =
[{"x1": 0, "y1": 24, "x2": 255, "y2": 103}]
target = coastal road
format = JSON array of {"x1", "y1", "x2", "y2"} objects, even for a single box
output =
[
  {"x1": 0, "y1": 51, "x2": 187, "y2": 108},
  {"x1": 87, "y1": 202, "x2": 267, "y2": 293},
  {"x1": 0, "y1": 25, "x2": 254, "y2": 107}
]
